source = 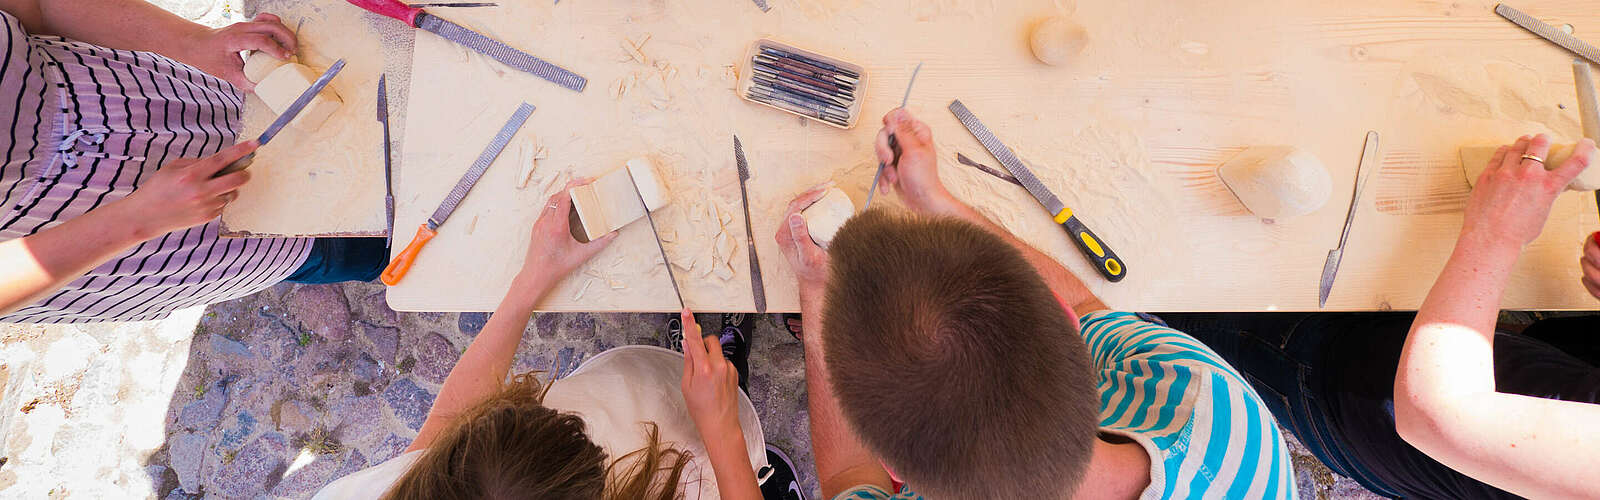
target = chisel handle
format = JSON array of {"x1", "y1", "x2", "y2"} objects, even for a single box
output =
[
  {"x1": 381, "y1": 224, "x2": 437, "y2": 286},
  {"x1": 347, "y1": 0, "x2": 424, "y2": 27},
  {"x1": 1056, "y1": 210, "x2": 1126, "y2": 282},
  {"x1": 212, "y1": 152, "x2": 254, "y2": 178}
]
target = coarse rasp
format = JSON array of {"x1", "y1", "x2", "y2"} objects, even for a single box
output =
[
  {"x1": 1495, "y1": 4, "x2": 1600, "y2": 67},
  {"x1": 378, "y1": 74, "x2": 395, "y2": 249},
  {"x1": 216, "y1": 60, "x2": 345, "y2": 177},
  {"x1": 348, "y1": 0, "x2": 586, "y2": 92},
  {"x1": 733, "y1": 135, "x2": 767, "y2": 313}
]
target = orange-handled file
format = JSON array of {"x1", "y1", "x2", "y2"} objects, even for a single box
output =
[{"x1": 381, "y1": 225, "x2": 436, "y2": 286}]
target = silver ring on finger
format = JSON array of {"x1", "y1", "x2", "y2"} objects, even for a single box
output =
[{"x1": 1521, "y1": 153, "x2": 1545, "y2": 164}]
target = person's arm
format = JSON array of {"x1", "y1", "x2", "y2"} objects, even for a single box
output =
[
  {"x1": 0, "y1": 0, "x2": 295, "y2": 90},
  {"x1": 680, "y1": 310, "x2": 761, "y2": 500},
  {"x1": 776, "y1": 186, "x2": 895, "y2": 498},
  {"x1": 0, "y1": 141, "x2": 258, "y2": 316},
  {"x1": 1395, "y1": 135, "x2": 1600, "y2": 499},
  {"x1": 407, "y1": 181, "x2": 615, "y2": 452},
  {"x1": 873, "y1": 109, "x2": 1107, "y2": 314}
]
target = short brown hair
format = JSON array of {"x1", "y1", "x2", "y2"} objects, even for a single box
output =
[
  {"x1": 822, "y1": 209, "x2": 1100, "y2": 498},
  {"x1": 382, "y1": 373, "x2": 690, "y2": 500}
]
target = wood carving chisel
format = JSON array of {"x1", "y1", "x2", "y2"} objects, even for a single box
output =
[
  {"x1": 382, "y1": 103, "x2": 535, "y2": 286},
  {"x1": 864, "y1": 62, "x2": 921, "y2": 210},
  {"x1": 733, "y1": 135, "x2": 767, "y2": 313},
  {"x1": 1495, "y1": 4, "x2": 1600, "y2": 67},
  {"x1": 1576, "y1": 60, "x2": 1600, "y2": 227},
  {"x1": 628, "y1": 169, "x2": 685, "y2": 309},
  {"x1": 378, "y1": 74, "x2": 395, "y2": 249},
  {"x1": 956, "y1": 152, "x2": 1021, "y2": 186},
  {"x1": 948, "y1": 99, "x2": 1127, "y2": 282},
  {"x1": 1320, "y1": 131, "x2": 1380, "y2": 308},
  {"x1": 759, "y1": 47, "x2": 860, "y2": 79},
  {"x1": 749, "y1": 0, "x2": 770, "y2": 12},
  {"x1": 347, "y1": 0, "x2": 586, "y2": 91},
  {"x1": 216, "y1": 60, "x2": 345, "y2": 177}
]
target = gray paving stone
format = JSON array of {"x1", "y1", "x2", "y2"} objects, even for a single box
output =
[
  {"x1": 361, "y1": 323, "x2": 400, "y2": 363},
  {"x1": 381, "y1": 378, "x2": 432, "y2": 432},
  {"x1": 167, "y1": 432, "x2": 208, "y2": 494},
  {"x1": 210, "y1": 431, "x2": 288, "y2": 497},
  {"x1": 410, "y1": 333, "x2": 457, "y2": 384},
  {"x1": 457, "y1": 312, "x2": 488, "y2": 336},
  {"x1": 174, "y1": 382, "x2": 227, "y2": 431},
  {"x1": 288, "y1": 284, "x2": 352, "y2": 341}
]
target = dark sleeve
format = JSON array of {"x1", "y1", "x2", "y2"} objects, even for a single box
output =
[{"x1": 1493, "y1": 331, "x2": 1600, "y2": 404}]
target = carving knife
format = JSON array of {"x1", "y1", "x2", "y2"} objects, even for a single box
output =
[
  {"x1": 628, "y1": 171, "x2": 685, "y2": 310},
  {"x1": 948, "y1": 99, "x2": 1127, "y2": 282},
  {"x1": 381, "y1": 103, "x2": 535, "y2": 286},
  {"x1": 378, "y1": 74, "x2": 395, "y2": 249},
  {"x1": 956, "y1": 152, "x2": 1021, "y2": 187},
  {"x1": 347, "y1": 0, "x2": 586, "y2": 92},
  {"x1": 216, "y1": 59, "x2": 345, "y2": 177},
  {"x1": 1320, "y1": 131, "x2": 1380, "y2": 308},
  {"x1": 1495, "y1": 4, "x2": 1600, "y2": 67},
  {"x1": 733, "y1": 135, "x2": 767, "y2": 313},
  {"x1": 864, "y1": 62, "x2": 922, "y2": 210},
  {"x1": 1576, "y1": 60, "x2": 1600, "y2": 228}
]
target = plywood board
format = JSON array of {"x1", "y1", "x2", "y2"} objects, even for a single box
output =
[
  {"x1": 222, "y1": 0, "x2": 388, "y2": 237},
  {"x1": 391, "y1": 0, "x2": 1600, "y2": 312}
]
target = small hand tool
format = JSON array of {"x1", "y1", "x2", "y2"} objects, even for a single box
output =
[
  {"x1": 348, "y1": 0, "x2": 586, "y2": 91},
  {"x1": 1575, "y1": 61, "x2": 1600, "y2": 225},
  {"x1": 749, "y1": 0, "x2": 770, "y2": 12},
  {"x1": 1320, "y1": 130, "x2": 1380, "y2": 308},
  {"x1": 378, "y1": 74, "x2": 395, "y2": 249},
  {"x1": 216, "y1": 60, "x2": 345, "y2": 177},
  {"x1": 759, "y1": 46, "x2": 860, "y2": 79},
  {"x1": 382, "y1": 103, "x2": 535, "y2": 286},
  {"x1": 956, "y1": 152, "x2": 1021, "y2": 187},
  {"x1": 864, "y1": 62, "x2": 922, "y2": 210},
  {"x1": 407, "y1": 2, "x2": 496, "y2": 7},
  {"x1": 949, "y1": 99, "x2": 1127, "y2": 282},
  {"x1": 628, "y1": 169, "x2": 685, "y2": 309},
  {"x1": 1495, "y1": 4, "x2": 1600, "y2": 66},
  {"x1": 733, "y1": 135, "x2": 767, "y2": 313}
]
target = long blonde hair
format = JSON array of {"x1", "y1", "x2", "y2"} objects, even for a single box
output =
[{"x1": 381, "y1": 373, "x2": 692, "y2": 500}]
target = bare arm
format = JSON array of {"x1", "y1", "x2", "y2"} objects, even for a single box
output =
[
  {"x1": 408, "y1": 183, "x2": 615, "y2": 451},
  {"x1": 680, "y1": 310, "x2": 762, "y2": 500},
  {"x1": 776, "y1": 187, "x2": 895, "y2": 498},
  {"x1": 0, "y1": 142, "x2": 257, "y2": 316},
  {"x1": 1395, "y1": 135, "x2": 1600, "y2": 499},
  {"x1": 0, "y1": 0, "x2": 295, "y2": 90},
  {"x1": 874, "y1": 109, "x2": 1107, "y2": 314}
]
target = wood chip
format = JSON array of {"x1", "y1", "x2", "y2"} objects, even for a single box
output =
[
  {"x1": 713, "y1": 261, "x2": 734, "y2": 281},
  {"x1": 467, "y1": 215, "x2": 478, "y2": 234},
  {"x1": 572, "y1": 278, "x2": 595, "y2": 300},
  {"x1": 608, "y1": 278, "x2": 625, "y2": 289}
]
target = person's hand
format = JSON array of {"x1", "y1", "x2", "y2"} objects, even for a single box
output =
[
  {"x1": 178, "y1": 13, "x2": 297, "y2": 92},
  {"x1": 515, "y1": 179, "x2": 617, "y2": 288},
  {"x1": 680, "y1": 309, "x2": 744, "y2": 442},
  {"x1": 112, "y1": 140, "x2": 258, "y2": 239},
  {"x1": 776, "y1": 185, "x2": 832, "y2": 305},
  {"x1": 1582, "y1": 233, "x2": 1600, "y2": 300},
  {"x1": 875, "y1": 108, "x2": 952, "y2": 213},
  {"x1": 1461, "y1": 135, "x2": 1595, "y2": 251}
]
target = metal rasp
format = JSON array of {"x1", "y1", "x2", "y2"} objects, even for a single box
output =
[
  {"x1": 378, "y1": 74, "x2": 395, "y2": 249},
  {"x1": 949, "y1": 99, "x2": 1127, "y2": 282},
  {"x1": 382, "y1": 103, "x2": 535, "y2": 286},
  {"x1": 864, "y1": 62, "x2": 922, "y2": 210},
  {"x1": 629, "y1": 172, "x2": 685, "y2": 310},
  {"x1": 1320, "y1": 130, "x2": 1380, "y2": 309},
  {"x1": 348, "y1": 0, "x2": 586, "y2": 92},
  {"x1": 216, "y1": 60, "x2": 345, "y2": 177},
  {"x1": 733, "y1": 135, "x2": 767, "y2": 313},
  {"x1": 1495, "y1": 4, "x2": 1600, "y2": 67}
]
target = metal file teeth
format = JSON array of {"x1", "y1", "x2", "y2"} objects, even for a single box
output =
[{"x1": 419, "y1": 14, "x2": 587, "y2": 92}]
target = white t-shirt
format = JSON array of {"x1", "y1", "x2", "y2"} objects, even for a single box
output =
[{"x1": 312, "y1": 346, "x2": 766, "y2": 500}]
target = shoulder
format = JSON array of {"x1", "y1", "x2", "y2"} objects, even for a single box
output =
[{"x1": 311, "y1": 450, "x2": 424, "y2": 500}]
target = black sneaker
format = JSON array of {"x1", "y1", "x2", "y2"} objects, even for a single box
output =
[
  {"x1": 719, "y1": 313, "x2": 752, "y2": 391},
  {"x1": 666, "y1": 314, "x2": 684, "y2": 353},
  {"x1": 758, "y1": 444, "x2": 806, "y2": 500}
]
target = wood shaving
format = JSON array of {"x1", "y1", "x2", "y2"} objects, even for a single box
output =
[
  {"x1": 467, "y1": 215, "x2": 478, "y2": 234},
  {"x1": 607, "y1": 279, "x2": 626, "y2": 289},
  {"x1": 516, "y1": 140, "x2": 546, "y2": 189},
  {"x1": 650, "y1": 99, "x2": 670, "y2": 110},
  {"x1": 659, "y1": 229, "x2": 676, "y2": 242},
  {"x1": 539, "y1": 170, "x2": 572, "y2": 200},
  {"x1": 623, "y1": 36, "x2": 650, "y2": 64},
  {"x1": 572, "y1": 278, "x2": 595, "y2": 300},
  {"x1": 713, "y1": 261, "x2": 734, "y2": 281}
]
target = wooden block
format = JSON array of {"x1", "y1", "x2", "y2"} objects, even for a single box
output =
[
  {"x1": 1460, "y1": 144, "x2": 1596, "y2": 190},
  {"x1": 242, "y1": 50, "x2": 292, "y2": 84},
  {"x1": 801, "y1": 187, "x2": 855, "y2": 248},
  {"x1": 1217, "y1": 146, "x2": 1331, "y2": 220},
  {"x1": 254, "y1": 62, "x2": 342, "y2": 131},
  {"x1": 569, "y1": 158, "x2": 669, "y2": 242}
]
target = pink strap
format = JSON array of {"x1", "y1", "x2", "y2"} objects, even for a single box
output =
[{"x1": 345, "y1": 0, "x2": 422, "y2": 26}]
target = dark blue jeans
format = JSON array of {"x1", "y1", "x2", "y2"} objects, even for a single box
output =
[
  {"x1": 285, "y1": 237, "x2": 388, "y2": 284},
  {"x1": 1157, "y1": 313, "x2": 1405, "y2": 498}
]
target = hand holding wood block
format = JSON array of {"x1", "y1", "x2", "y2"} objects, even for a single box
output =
[{"x1": 569, "y1": 158, "x2": 670, "y2": 242}]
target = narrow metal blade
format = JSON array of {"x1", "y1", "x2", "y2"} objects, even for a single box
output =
[
  {"x1": 750, "y1": 0, "x2": 771, "y2": 12},
  {"x1": 948, "y1": 99, "x2": 1065, "y2": 215},
  {"x1": 417, "y1": 13, "x2": 586, "y2": 92},
  {"x1": 865, "y1": 63, "x2": 923, "y2": 210},
  {"x1": 258, "y1": 59, "x2": 345, "y2": 146},
  {"x1": 1319, "y1": 248, "x2": 1342, "y2": 308},
  {"x1": 629, "y1": 173, "x2": 685, "y2": 309},
  {"x1": 899, "y1": 62, "x2": 922, "y2": 108},
  {"x1": 956, "y1": 152, "x2": 1021, "y2": 186},
  {"x1": 378, "y1": 74, "x2": 394, "y2": 248},
  {"x1": 733, "y1": 135, "x2": 766, "y2": 312},
  {"x1": 1495, "y1": 4, "x2": 1600, "y2": 66},
  {"x1": 428, "y1": 103, "x2": 535, "y2": 228}
]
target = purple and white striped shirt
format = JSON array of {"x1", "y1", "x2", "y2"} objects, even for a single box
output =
[{"x1": 0, "y1": 10, "x2": 311, "y2": 323}]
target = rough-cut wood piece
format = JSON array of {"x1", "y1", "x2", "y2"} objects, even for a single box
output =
[
  {"x1": 1460, "y1": 144, "x2": 1593, "y2": 190},
  {"x1": 254, "y1": 63, "x2": 343, "y2": 131},
  {"x1": 243, "y1": 50, "x2": 291, "y2": 84},
  {"x1": 801, "y1": 187, "x2": 855, "y2": 248},
  {"x1": 1217, "y1": 147, "x2": 1332, "y2": 220},
  {"x1": 1029, "y1": 16, "x2": 1088, "y2": 66},
  {"x1": 570, "y1": 158, "x2": 669, "y2": 241}
]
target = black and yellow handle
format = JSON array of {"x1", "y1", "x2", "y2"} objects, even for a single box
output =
[
  {"x1": 1054, "y1": 208, "x2": 1126, "y2": 282},
  {"x1": 381, "y1": 224, "x2": 437, "y2": 286}
]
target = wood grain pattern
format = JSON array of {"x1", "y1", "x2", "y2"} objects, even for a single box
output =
[{"x1": 388, "y1": 0, "x2": 1600, "y2": 312}]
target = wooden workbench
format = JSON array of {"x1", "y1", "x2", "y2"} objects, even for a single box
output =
[{"x1": 370, "y1": 0, "x2": 1600, "y2": 312}]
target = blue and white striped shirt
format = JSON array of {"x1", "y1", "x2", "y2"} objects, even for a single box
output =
[{"x1": 835, "y1": 311, "x2": 1295, "y2": 500}]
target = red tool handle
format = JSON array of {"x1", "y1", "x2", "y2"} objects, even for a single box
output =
[
  {"x1": 346, "y1": 0, "x2": 423, "y2": 27},
  {"x1": 381, "y1": 224, "x2": 437, "y2": 286}
]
